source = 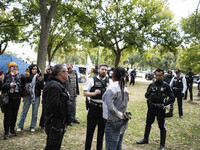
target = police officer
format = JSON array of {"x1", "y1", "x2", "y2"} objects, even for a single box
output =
[
  {"x1": 184, "y1": 68, "x2": 195, "y2": 101},
  {"x1": 43, "y1": 64, "x2": 72, "y2": 150},
  {"x1": 136, "y1": 68, "x2": 175, "y2": 150},
  {"x1": 164, "y1": 70, "x2": 174, "y2": 117},
  {"x1": 169, "y1": 69, "x2": 187, "y2": 118},
  {"x1": 83, "y1": 63, "x2": 109, "y2": 150},
  {"x1": 163, "y1": 70, "x2": 173, "y2": 84},
  {"x1": 130, "y1": 68, "x2": 136, "y2": 86}
]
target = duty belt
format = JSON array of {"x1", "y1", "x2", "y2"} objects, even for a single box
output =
[{"x1": 90, "y1": 100, "x2": 102, "y2": 108}]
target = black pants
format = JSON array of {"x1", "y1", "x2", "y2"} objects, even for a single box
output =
[
  {"x1": 85, "y1": 106, "x2": 105, "y2": 150},
  {"x1": 130, "y1": 76, "x2": 135, "y2": 85},
  {"x1": 184, "y1": 83, "x2": 193, "y2": 100},
  {"x1": 3, "y1": 97, "x2": 21, "y2": 133},
  {"x1": 145, "y1": 107, "x2": 166, "y2": 146},
  {"x1": 146, "y1": 107, "x2": 166, "y2": 131},
  {"x1": 45, "y1": 119, "x2": 66, "y2": 150},
  {"x1": 173, "y1": 91, "x2": 183, "y2": 116},
  {"x1": 39, "y1": 104, "x2": 45, "y2": 128}
]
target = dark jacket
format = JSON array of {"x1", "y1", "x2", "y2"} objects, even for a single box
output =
[
  {"x1": 185, "y1": 72, "x2": 195, "y2": 84},
  {"x1": 2, "y1": 73, "x2": 31, "y2": 98},
  {"x1": 145, "y1": 80, "x2": 175, "y2": 106},
  {"x1": 34, "y1": 76, "x2": 44, "y2": 97},
  {"x1": 0, "y1": 80, "x2": 2, "y2": 90},
  {"x1": 43, "y1": 77, "x2": 70, "y2": 121},
  {"x1": 163, "y1": 75, "x2": 173, "y2": 84}
]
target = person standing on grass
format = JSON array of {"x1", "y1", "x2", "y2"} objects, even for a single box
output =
[
  {"x1": 66, "y1": 63, "x2": 80, "y2": 126},
  {"x1": 17, "y1": 64, "x2": 44, "y2": 132},
  {"x1": 39, "y1": 65, "x2": 53, "y2": 132},
  {"x1": 102, "y1": 67, "x2": 129, "y2": 150},
  {"x1": 1, "y1": 62, "x2": 31, "y2": 140},
  {"x1": 184, "y1": 68, "x2": 195, "y2": 101},
  {"x1": 197, "y1": 71, "x2": 200, "y2": 96},
  {"x1": 164, "y1": 70, "x2": 174, "y2": 118},
  {"x1": 0, "y1": 72, "x2": 4, "y2": 90},
  {"x1": 136, "y1": 68, "x2": 175, "y2": 150},
  {"x1": 43, "y1": 64, "x2": 72, "y2": 150},
  {"x1": 169, "y1": 69, "x2": 187, "y2": 118},
  {"x1": 130, "y1": 68, "x2": 136, "y2": 86},
  {"x1": 83, "y1": 63, "x2": 109, "y2": 150}
]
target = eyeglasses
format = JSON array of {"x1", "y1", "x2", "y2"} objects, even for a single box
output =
[
  {"x1": 11, "y1": 66, "x2": 18, "y2": 68},
  {"x1": 62, "y1": 71, "x2": 68, "y2": 73}
]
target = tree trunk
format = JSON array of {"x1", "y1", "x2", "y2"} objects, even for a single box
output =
[
  {"x1": 37, "y1": 0, "x2": 61, "y2": 73},
  {"x1": 37, "y1": 25, "x2": 50, "y2": 73},
  {"x1": 114, "y1": 50, "x2": 121, "y2": 67}
]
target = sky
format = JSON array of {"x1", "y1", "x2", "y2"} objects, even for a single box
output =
[{"x1": 6, "y1": 0, "x2": 200, "y2": 63}]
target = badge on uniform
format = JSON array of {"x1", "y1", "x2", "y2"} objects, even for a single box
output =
[{"x1": 161, "y1": 87, "x2": 164, "y2": 91}]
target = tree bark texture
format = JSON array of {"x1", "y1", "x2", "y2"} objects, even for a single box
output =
[{"x1": 37, "y1": 0, "x2": 61, "y2": 73}]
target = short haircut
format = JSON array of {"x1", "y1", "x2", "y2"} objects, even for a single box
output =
[
  {"x1": 99, "y1": 63, "x2": 108, "y2": 69},
  {"x1": 52, "y1": 64, "x2": 66, "y2": 76},
  {"x1": 155, "y1": 68, "x2": 164, "y2": 75}
]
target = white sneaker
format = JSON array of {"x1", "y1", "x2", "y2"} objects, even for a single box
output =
[
  {"x1": 17, "y1": 128, "x2": 22, "y2": 132},
  {"x1": 30, "y1": 129, "x2": 35, "y2": 132}
]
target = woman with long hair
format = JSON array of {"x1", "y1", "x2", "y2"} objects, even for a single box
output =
[
  {"x1": 17, "y1": 64, "x2": 44, "y2": 132},
  {"x1": 102, "y1": 67, "x2": 130, "y2": 150}
]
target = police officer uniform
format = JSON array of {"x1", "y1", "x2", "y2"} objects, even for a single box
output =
[
  {"x1": 169, "y1": 70, "x2": 187, "y2": 118},
  {"x1": 164, "y1": 70, "x2": 174, "y2": 117},
  {"x1": 136, "y1": 79, "x2": 175, "y2": 150},
  {"x1": 184, "y1": 69, "x2": 195, "y2": 101},
  {"x1": 83, "y1": 76, "x2": 109, "y2": 150}
]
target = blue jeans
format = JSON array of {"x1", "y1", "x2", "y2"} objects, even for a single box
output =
[
  {"x1": 105, "y1": 120, "x2": 126, "y2": 150},
  {"x1": 71, "y1": 97, "x2": 77, "y2": 121},
  {"x1": 17, "y1": 95, "x2": 40, "y2": 129}
]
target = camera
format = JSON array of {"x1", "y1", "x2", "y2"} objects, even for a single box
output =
[
  {"x1": 14, "y1": 83, "x2": 20, "y2": 93},
  {"x1": 124, "y1": 112, "x2": 132, "y2": 120}
]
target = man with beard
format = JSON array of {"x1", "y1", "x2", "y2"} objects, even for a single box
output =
[{"x1": 83, "y1": 63, "x2": 109, "y2": 150}]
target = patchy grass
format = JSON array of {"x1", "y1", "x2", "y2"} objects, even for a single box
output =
[{"x1": 0, "y1": 81, "x2": 200, "y2": 150}]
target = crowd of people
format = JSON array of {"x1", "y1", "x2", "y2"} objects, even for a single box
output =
[{"x1": 0, "y1": 61, "x2": 199, "y2": 150}]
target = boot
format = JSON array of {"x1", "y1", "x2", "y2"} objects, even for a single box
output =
[
  {"x1": 3, "y1": 131, "x2": 9, "y2": 140},
  {"x1": 10, "y1": 129, "x2": 17, "y2": 136},
  {"x1": 165, "y1": 110, "x2": 173, "y2": 118},
  {"x1": 160, "y1": 145, "x2": 165, "y2": 150},
  {"x1": 136, "y1": 138, "x2": 148, "y2": 144},
  {"x1": 160, "y1": 130, "x2": 166, "y2": 150},
  {"x1": 136, "y1": 126, "x2": 151, "y2": 144}
]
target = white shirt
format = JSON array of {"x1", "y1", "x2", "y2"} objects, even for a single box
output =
[{"x1": 169, "y1": 75, "x2": 187, "y2": 94}]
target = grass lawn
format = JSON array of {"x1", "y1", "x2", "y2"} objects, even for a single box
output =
[{"x1": 0, "y1": 81, "x2": 200, "y2": 150}]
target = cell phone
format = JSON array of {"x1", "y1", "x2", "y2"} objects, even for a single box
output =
[{"x1": 0, "y1": 70, "x2": 3, "y2": 76}]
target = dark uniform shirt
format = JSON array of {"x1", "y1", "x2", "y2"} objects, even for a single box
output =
[{"x1": 145, "y1": 81, "x2": 175, "y2": 106}]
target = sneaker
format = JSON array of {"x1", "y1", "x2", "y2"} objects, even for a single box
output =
[
  {"x1": 179, "y1": 116, "x2": 183, "y2": 119},
  {"x1": 30, "y1": 128, "x2": 35, "y2": 132},
  {"x1": 17, "y1": 128, "x2": 22, "y2": 132}
]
